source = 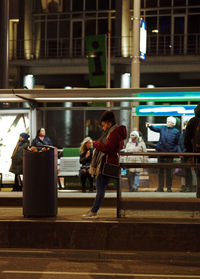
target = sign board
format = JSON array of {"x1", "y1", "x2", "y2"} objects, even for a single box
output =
[
  {"x1": 140, "y1": 20, "x2": 147, "y2": 60},
  {"x1": 85, "y1": 34, "x2": 106, "y2": 87},
  {"x1": 136, "y1": 105, "x2": 195, "y2": 116}
]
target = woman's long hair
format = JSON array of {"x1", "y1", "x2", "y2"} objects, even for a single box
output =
[
  {"x1": 36, "y1": 128, "x2": 45, "y2": 137},
  {"x1": 80, "y1": 137, "x2": 92, "y2": 154}
]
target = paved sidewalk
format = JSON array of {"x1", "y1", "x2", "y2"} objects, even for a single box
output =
[
  {"x1": 0, "y1": 206, "x2": 200, "y2": 223},
  {"x1": 0, "y1": 190, "x2": 197, "y2": 198},
  {"x1": 0, "y1": 190, "x2": 199, "y2": 222}
]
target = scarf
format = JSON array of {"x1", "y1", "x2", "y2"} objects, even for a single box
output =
[
  {"x1": 18, "y1": 139, "x2": 26, "y2": 146},
  {"x1": 39, "y1": 136, "x2": 45, "y2": 141},
  {"x1": 132, "y1": 139, "x2": 139, "y2": 146},
  {"x1": 89, "y1": 124, "x2": 118, "y2": 176}
]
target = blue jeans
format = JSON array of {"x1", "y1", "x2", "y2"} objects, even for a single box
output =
[
  {"x1": 91, "y1": 174, "x2": 110, "y2": 213},
  {"x1": 127, "y1": 171, "x2": 140, "y2": 191}
]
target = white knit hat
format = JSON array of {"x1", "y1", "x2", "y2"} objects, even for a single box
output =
[
  {"x1": 130, "y1": 131, "x2": 139, "y2": 138},
  {"x1": 167, "y1": 116, "x2": 176, "y2": 125}
]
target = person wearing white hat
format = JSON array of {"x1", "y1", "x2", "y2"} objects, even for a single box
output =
[
  {"x1": 146, "y1": 116, "x2": 180, "y2": 192},
  {"x1": 125, "y1": 130, "x2": 147, "y2": 192}
]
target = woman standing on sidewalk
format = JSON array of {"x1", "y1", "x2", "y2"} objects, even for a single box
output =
[
  {"x1": 9, "y1": 132, "x2": 30, "y2": 191},
  {"x1": 82, "y1": 110, "x2": 127, "y2": 219},
  {"x1": 125, "y1": 131, "x2": 147, "y2": 192}
]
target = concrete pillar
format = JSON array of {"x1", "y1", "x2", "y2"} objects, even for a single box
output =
[
  {"x1": 0, "y1": 0, "x2": 9, "y2": 88},
  {"x1": 121, "y1": 0, "x2": 130, "y2": 57},
  {"x1": 9, "y1": 20, "x2": 18, "y2": 60},
  {"x1": 13, "y1": 21, "x2": 18, "y2": 59},
  {"x1": 24, "y1": 0, "x2": 33, "y2": 59},
  {"x1": 9, "y1": 21, "x2": 14, "y2": 60},
  {"x1": 120, "y1": 73, "x2": 131, "y2": 131},
  {"x1": 30, "y1": 108, "x2": 37, "y2": 142},
  {"x1": 35, "y1": 21, "x2": 41, "y2": 59}
]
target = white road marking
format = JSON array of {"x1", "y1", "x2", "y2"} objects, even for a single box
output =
[{"x1": 2, "y1": 270, "x2": 200, "y2": 278}]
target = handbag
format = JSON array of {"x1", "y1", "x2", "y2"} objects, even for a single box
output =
[
  {"x1": 79, "y1": 165, "x2": 89, "y2": 176},
  {"x1": 102, "y1": 156, "x2": 120, "y2": 179}
]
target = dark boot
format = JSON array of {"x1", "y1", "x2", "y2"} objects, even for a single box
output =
[
  {"x1": 180, "y1": 185, "x2": 192, "y2": 192},
  {"x1": 180, "y1": 186, "x2": 186, "y2": 192},
  {"x1": 80, "y1": 174, "x2": 86, "y2": 192},
  {"x1": 185, "y1": 185, "x2": 192, "y2": 192},
  {"x1": 155, "y1": 188, "x2": 164, "y2": 192}
]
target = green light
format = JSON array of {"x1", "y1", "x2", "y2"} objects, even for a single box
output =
[{"x1": 136, "y1": 91, "x2": 200, "y2": 101}]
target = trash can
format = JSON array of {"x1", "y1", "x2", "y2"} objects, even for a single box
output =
[{"x1": 23, "y1": 146, "x2": 58, "y2": 217}]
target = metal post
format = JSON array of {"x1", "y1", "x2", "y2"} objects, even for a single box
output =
[
  {"x1": 131, "y1": 0, "x2": 140, "y2": 131},
  {"x1": 106, "y1": 12, "x2": 111, "y2": 108},
  {"x1": 117, "y1": 177, "x2": 122, "y2": 218},
  {"x1": 0, "y1": 0, "x2": 9, "y2": 88},
  {"x1": 30, "y1": 108, "x2": 37, "y2": 142},
  {"x1": 107, "y1": 12, "x2": 111, "y2": 89},
  {"x1": 131, "y1": 0, "x2": 140, "y2": 88}
]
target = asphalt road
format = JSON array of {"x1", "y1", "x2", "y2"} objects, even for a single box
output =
[{"x1": 0, "y1": 249, "x2": 200, "y2": 279}]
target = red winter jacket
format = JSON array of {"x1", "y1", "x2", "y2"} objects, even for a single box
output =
[{"x1": 93, "y1": 125, "x2": 127, "y2": 165}]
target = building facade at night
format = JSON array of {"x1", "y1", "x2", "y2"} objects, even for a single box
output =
[
  {"x1": 1, "y1": 0, "x2": 200, "y2": 183},
  {"x1": 8, "y1": 0, "x2": 200, "y2": 89}
]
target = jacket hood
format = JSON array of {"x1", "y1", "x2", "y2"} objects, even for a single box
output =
[
  {"x1": 130, "y1": 130, "x2": 139, "y2": 139},
  {"x1": 195, "y1": 104, "x2": 200, "y2": 118},
  {"x1": 115, "y1": 125, "x2": 127, "y2": 140}
]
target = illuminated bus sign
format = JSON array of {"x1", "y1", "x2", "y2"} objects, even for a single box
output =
[
  {"x1": 140, "y1": 20, "x2": 147, "y2": 60},
  {"x1": 136, "y1": 105, "x2": 196, "y2": 116}
]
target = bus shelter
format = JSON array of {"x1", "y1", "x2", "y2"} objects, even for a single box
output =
[{"x1": 0, "y1": 86, "x2": 200, "y2": 193}]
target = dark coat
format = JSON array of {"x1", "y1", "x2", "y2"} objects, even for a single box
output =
[
  {"x1": 9, "y1": 141, "x2": 29, "y2": 174},
  {"x1": 177, "y1": 129, "x2": 186, "y2": 152},
  {"x1": 149, "y1": 125, "x2": 180, "y2": 152},
  {"x1": 184, "y1": 116, "x2": 200, "y2": 152},
  {"x1": 31, "y1": 136, "x2": 52, "y2": 147},
  {"x1": 93, "y1": 125, "x2": 127, "y2": 165},
  {"x1": 80, "y1": 148, "x2": 93, "y2": 169}
]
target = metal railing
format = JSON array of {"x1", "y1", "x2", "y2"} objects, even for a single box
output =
[
  {"x1": 117, "y1": 152, "x2": 200, "y2": 218},
  {"x1": 9, "y1": 33, "x2": 200, "y2": 60}
]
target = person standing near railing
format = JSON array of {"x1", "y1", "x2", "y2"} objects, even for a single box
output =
[
  {"x1": 184, "y1": 104, "x2": 200, "y2": 198},
  {"x1": 82, "y1": 110, "x2": 127, "y2": 219},
  {"x1": 177, "y1": 120, "x2": 193, "y2": 192},
  {"x1": 124, "y1": 131, "x2": 147, "y2": 192},
  {"x1": 146, "y1": 116, "x2": 180, "y2": 192}
]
